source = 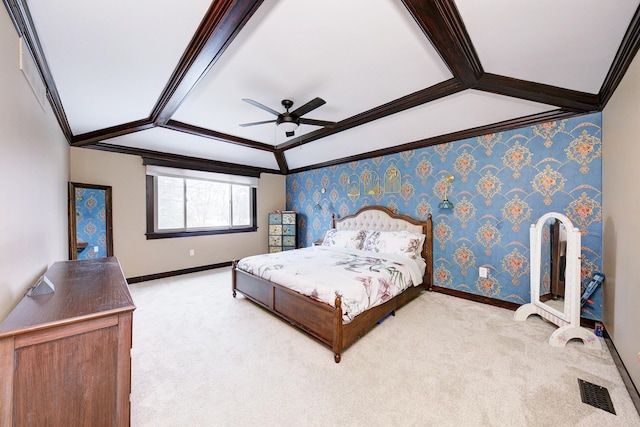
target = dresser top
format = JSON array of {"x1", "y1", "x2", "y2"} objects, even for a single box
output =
[{"x1": 0, "y1": 257, "x2": 135, "y2": 337}]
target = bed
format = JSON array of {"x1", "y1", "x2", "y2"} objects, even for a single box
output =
[{"x1": 232, "y1": 205, "x2": 433, "y2": 363}]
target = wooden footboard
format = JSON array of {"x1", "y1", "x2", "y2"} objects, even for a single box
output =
[
  {"x1": 233, "y1": 260, "x2": 429, "y2": 363},
  {"x1": 233, "y1": 261, "x2": 342, "y2": 360}
]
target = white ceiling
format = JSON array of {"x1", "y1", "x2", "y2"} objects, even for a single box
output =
[{"x1": 19, "y1": 0, "x2": 640, "y2": 173}]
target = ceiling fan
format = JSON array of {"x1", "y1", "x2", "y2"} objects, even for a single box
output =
[{"x1": 239, "y1": 97, "x2": 336, "y2": 137}]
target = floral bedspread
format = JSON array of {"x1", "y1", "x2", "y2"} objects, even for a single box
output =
[{"x1": 236, "y1": 246, "x2": 425, "y2": 323}]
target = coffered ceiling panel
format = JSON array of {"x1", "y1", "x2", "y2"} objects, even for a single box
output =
[
  {"x1": 456, "y1": 0, "x2": 640, "y2": 94},
  {"x1": 7, "y1": 0, "x2": 640, "y2": 175},
  {"x1": 26, "y1": 0, "x2": 212, "y2": 134}
]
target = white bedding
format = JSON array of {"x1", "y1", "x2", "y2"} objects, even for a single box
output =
[{"x1": 236, "y1": 246, "x2": 425, "y2": 323}]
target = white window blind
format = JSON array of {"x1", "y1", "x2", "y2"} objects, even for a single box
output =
[{"x1": 145, "y1": 165, "x2": 258, "y2": 187}]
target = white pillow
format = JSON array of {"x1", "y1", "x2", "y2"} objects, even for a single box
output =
[
  {"x1": 321, "y1": 229, "x2": 366, "y2": 249},
  {"x1": 362, "y1": 230, "x2": 425, "y2": 259}
]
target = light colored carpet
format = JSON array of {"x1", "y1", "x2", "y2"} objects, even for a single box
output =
[{"x1": 129, "y1": 268, "x2": 640, "y2": 426}]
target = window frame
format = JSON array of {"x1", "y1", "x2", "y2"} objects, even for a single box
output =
[{"x1": 145, "y1": 174, "x2": 257, "y2": 240}]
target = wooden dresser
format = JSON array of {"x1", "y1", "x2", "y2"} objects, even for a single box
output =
[{"x1": 0, "y1": 257, "x2": 135, "y2": 426}]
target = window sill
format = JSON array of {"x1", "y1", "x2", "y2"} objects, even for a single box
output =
[{"x1": 146, "y1": 226, "x2": 257, "y2": 240}]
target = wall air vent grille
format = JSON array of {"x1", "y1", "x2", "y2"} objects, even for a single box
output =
[{"x1": 19, "y1": 37, "x2": 47, "y2": 110}]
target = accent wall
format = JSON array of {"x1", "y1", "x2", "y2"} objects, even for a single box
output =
[{"x1": 286, "y1": 112, "x2": 603, "y2": 320}]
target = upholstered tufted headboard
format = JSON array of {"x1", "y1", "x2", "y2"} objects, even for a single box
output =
[
  {"x1": 333, "y1": 205, "x2": 425, "y2": 235},
  {"x1": 330, "y1": 206, "x2": 433, "y2": 286}
]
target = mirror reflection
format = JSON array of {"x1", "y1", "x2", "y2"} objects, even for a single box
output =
[{"x1": 539, "y1": 218, "x2": 566, "y2": 314}]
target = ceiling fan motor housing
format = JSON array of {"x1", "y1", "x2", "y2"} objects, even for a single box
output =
[{"x1": 277, "y1": 114, "x2": 298, "y2": 127}]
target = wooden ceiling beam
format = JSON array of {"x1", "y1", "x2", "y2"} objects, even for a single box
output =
[
  {"x1": 274, "y1": 150, "x2": 289, "y2": 175},
  {"x1": 92, "y1": 142, "x2": 277, "y2": 177},
  {"x1": 599, "y1": 4, "x2": 640, "y2": 108},
  {"x1": 276, "y1": 79, "x2": 465, "y2": 151},
  {"x1": 150, "y1": 0, "x2": 264, "y2": 126},
  {"x1": 402, "y1": 0, "x2": 482, "y2": 86},
  {"x1": 70, "y1": 119, "x2": 155, "y2": 147},
  {"x1": 162, "y1": 120, "x2": 275, "y2": 152},
  {"x1": 477, "y1": 74, "x2": 600, "y2": 112}
]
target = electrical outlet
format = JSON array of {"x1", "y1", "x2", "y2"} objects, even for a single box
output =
[
  {"x1": 93, "y1": 246, "x2": 99, "y2": 253},
  {"x1": 479, "y1": 267, "x2": 488, "y2": 278},
  {"x1": 189, "y1": 249, "x2": 195, "y2": 256}
]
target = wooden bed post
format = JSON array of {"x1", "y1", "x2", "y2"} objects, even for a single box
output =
[
  {"x1": 426, "y1": 214, "x2": 433, "y2": 290},
  {"x1": 331, "y1": 213, "x2": 336, "y2": 229},
  {"x1": 333, "y1": 295, "x2": 343, "y2": 363},
  {"x1": 232, "y1": 260, "x2": 238, "y2": 297}
]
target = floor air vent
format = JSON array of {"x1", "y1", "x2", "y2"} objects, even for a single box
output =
[{"x1": 578, "y1": 379, "x2": 616, "y2": 415}]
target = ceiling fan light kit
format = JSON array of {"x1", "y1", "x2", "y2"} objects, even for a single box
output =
[
  {"x1": 276, "y1": 103, "x2": 299, "y2": 133},
  {"x1": 240, "y1": 97, "x2": 336, "y2": 137},
  {"x1": 277, "y1": 120, "x2": 298, "y2": 131}
]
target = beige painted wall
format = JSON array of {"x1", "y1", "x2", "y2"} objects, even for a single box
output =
[
  {"x1": 0, "y1": 8, "x2": 69, "y2": 320},
  {"x1": 602, "y1": 54, "x2": 640, "y2": 388},
  {"x1": 69, "y1": 147, "x2": 285, "y2": 278}
]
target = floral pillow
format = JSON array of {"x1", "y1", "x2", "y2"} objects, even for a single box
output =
[
  {"x1": 362, "y1": 230, "x2": 425, "y2": 259},
  {"x1": 321, "y1": 229, "x2": 367, "y2": 249}
]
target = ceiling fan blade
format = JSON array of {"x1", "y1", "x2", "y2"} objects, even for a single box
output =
[
  {"x1": 239, "y1": 120, "x2": 276, "y2": 127},
  {"x1": 242, "y1": 99, "x2": 280, "y2": 116},
  {"x1": 290, "y1": 97, "x2": 326, "y2": 117},
  {"x1": 299, "y1": 118, "x2": 336, "y2": 127}
]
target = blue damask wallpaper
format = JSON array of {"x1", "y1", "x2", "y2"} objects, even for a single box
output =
[
  {"x1": 75, "y1": 187, "x2": 108, "y2": 260},
  {"x1": 286, "y1": 112, "x2": 602, "y2": 320}
]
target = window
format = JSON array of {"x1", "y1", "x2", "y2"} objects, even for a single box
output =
[{"x1": 146, "y1": 166, "x2": 257, "y2": 239}]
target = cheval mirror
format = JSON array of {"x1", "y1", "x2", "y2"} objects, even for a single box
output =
[{"x1": 514, "y1": 212, "x2": 600, "y2": 349}]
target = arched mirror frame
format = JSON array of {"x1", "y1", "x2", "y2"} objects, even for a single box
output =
[
  {"x1": 514, "y1": 212, "x2": 600, "y2": 349},
  {"x1": 68, "y1": 182, "x2": 114, "y2": 260}
]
